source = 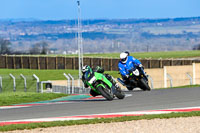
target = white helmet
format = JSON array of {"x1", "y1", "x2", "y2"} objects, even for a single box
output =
[
  {"x1": 82, "y1": 65, "x2": 89, "y2": 73},
  {"x1": 120, "y1": 52, "x2": 128, "y2": 63}
]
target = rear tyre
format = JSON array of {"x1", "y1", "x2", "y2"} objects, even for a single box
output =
[
  {"x1": 97, "y1": 85, "x2": 113, "y2": 101},
  {"x1": 139, "y1": 78, "x2": 151, "y2": 91},
  {"x1": 127, "y1": 86, "x2": 134, "y2": 91},
  {"x1": 115, "y1": 90, "x2": 125, "y2": 99}
]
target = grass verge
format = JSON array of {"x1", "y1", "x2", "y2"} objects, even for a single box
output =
[
  {"x1": 0, "y1": 69, "x2": 79, "y2": 92},
  {"x1": 157, "y1": 84, "x2": 200, "y2": 89},
  {"x1": 26, "y1": 50, "x2": 200, "y2": 59},
  {"x1": 0, "y1": 92, "x2": 68, "y2": 106},
  {"x1": 0, "y1": 69, "x2": 78, "y2": 81},
  {"x1": 1, "y1": 111, "x2": 200, "y2": 132}
]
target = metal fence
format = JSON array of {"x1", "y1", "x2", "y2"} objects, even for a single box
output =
[
  {"x1": 0, "y1": 73, "x2": 89, "y2": 94},
  {"x1": 0, "y1": 74, "x2": 38, "y2": 93},
  {"x1": 50, "y1": 73, "x2": 90, "y2": 94}
]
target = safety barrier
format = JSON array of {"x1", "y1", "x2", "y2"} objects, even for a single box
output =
[{"x1": 1, "y1": 55, "x2": 200, "y2": 70}]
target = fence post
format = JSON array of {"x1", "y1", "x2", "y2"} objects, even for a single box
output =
[
  {"x1": 64, "y1": 57, "x2": 66, "y2": 69},
  {"x1": 5, "y1": 55, "x2": 8, "y2": 68},
  {"x1": 29, "y1": 56, "x2": 31, "y2": 69},
  {"x1": 73, "y1": 57, "x2": 76, "y2": 70},
  {"x1": 13, "y1": 56, "x2": 16, "y2": 69},
  {"x1": 37, "y1": 57, "x2": 40, "y2": 70},
  {"x1": 193, "y1": 63, "x2": 196, "y2": 85},
  {"x1": 159, "y1": 58, "x2": 163, "y2": 68},
  {"x1": 20, "y1": 74, "x2": 27, "y2": 92},
  {"x1": 46, "y1": 57, "x2": 48, "y2": 69},
  {"x1": 164, "y1": 66, "x2": 167, "y2": 88},
  {"x1": 100, "y1": 58, "x2": 103, "y2": 68},
  {"x1": 186, "y1": 73, "x2": 193, "y2": 85},
  {"x1": 63, "y1": 73, "x2": 71, "y2": 94},
  {"x1": 0, "y1": 76, "x2": 2, "y2": 93},
  {"x1": 55, "y1": 56, "x2": 58, "y2": 69},
  {"x1": 91, "y1": 58, "x2": 93, "y2": 68},
  {"x1": 167, "y1": 74, "x2": 173, "y2": 88},
  {"x1": 147, "y1": 75, "x2": 154, "y2": 89},
  {"x1": 33, "y1": 74, "x2": 40, "y2": 93},
  {"x1": 68, "y1": 74, "x2": 74, "y2": 94},
  {"x1": 110, "y1": 58, "x2": 112, "y2": 71},
  {"x1": 9, "y1": 74, "x2": 16, "y2": 92},
  {"x1": 21, "y1": 56, "x2": 23, "y2": 69}
]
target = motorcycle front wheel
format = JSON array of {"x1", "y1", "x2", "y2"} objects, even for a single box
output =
[
  {"x1": 139, "y1": 78, "x2": 151, "y2": 91},
  {"x1": 97, "y1": 85, "x2": 113, "y2": 101},
  {"x1": 115, "y1": 89, "x2": 125, "y2": 99}
]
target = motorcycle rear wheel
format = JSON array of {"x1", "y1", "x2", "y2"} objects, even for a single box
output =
[{"x1": 126, "y1": 86, "x2": 134, "y2": 91}]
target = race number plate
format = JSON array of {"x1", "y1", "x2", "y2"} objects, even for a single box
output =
[{"x1": 88, "y1": 76, "x2": 96, "y2": 84}]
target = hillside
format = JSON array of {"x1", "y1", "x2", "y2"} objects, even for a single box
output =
[{"x1": 0, "y1": 16, "x2": 200, "y2": 53}]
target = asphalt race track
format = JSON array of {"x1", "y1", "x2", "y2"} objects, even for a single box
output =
[{"x1": 0, "y1": 87, "x2": 200, "y2": 122}]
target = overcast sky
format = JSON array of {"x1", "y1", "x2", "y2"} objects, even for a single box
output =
[{"x1": 0, "y1": 0, "x2": 199, "y2": 20}]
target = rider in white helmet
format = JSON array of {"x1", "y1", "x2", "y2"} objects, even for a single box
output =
[{"x1": 118, "y1": 51, "x2": 143, "y2": 84}]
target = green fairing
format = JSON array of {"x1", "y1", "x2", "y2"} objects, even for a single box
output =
[
  {"x1": 86, "y1": 72, "x2": 113, "y2": 94},
  {"x1": 94, "y1": 72, "x2": 112, "y2": 87}
]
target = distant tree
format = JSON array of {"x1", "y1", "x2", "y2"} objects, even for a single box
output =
[
  {"x1": 193, "y1": 44, "x2": 200, "y2": 50},
  {"x1": 29, "y1": 43, "x2": 41, "y2": 54},
  {"x1": 0, "y1": 38, "x2": 11, "y2": 54},
  {"x1": 29, "y1": 41, "x2": 49, "y2": 54},
  {"x1": 40, "y1": 41, "x2": 49, "y2": 55}
]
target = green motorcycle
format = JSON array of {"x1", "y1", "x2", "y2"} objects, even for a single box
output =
[{"x1": 83, "y1": 68, "x2": 125, "y2": 101}]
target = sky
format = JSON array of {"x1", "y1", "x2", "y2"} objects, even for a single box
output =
[{"x1": 0, "y1": 0, "x2": 200, "y2": 20}]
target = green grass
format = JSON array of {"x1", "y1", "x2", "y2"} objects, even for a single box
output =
[
  {"x1": 0, "y1": 68, "x2": 119, "y2": 93},
  {"x1": 16, "y1": 50, "x2": 200, "y2": 59},
  {"x1": 0, "y1": 69, "x2": 79, "y2": 81},
  {"x1": 1, "y1": 111, "x2": 200, "y2": 132},
  {"x1": 0, "y1": 68, "x2": 119, "y2": 92},
  {"x1": 0, "y1": 68, "x2": 119, "y2": 80},
  {"x1": 0, "y1": 69, "x2": 80, "y2": 92},
  {"x1": 82, "y1": 50, "x2": 200, "y2": 59},
  {"x1": 0, "y1": 92, "x2": 68, "y2": 106},
  {"x1": 157, "y1": 84, "x2": 200, "y2": 89}
]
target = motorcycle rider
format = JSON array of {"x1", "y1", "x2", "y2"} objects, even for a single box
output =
[
  {"x1": 118, "y1": 52, "x2": 144, "y2": 85},
  {"x1": 82, "y1": 65, "x2": 120, "y2": 97}
]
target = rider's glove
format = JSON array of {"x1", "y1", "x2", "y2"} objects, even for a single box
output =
[
  {"x1": 125, "y1": 75, "x2": 129, "y2": 79},
  {"x1": 139, "y1": 64, "x2": 144, "y2": 69}
]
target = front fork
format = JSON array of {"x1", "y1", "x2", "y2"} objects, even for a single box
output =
[{"x1": 139, "y1": 67, "x2": 148, "y2": 82}]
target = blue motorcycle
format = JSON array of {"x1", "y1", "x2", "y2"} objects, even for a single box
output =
[{"x1": 117, "y1": 66, "x2": 151, "y2": 91}]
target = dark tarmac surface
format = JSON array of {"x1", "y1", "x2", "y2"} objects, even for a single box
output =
[{"x1": 0, "y1": 87, "x2": 200, "y2": 121}]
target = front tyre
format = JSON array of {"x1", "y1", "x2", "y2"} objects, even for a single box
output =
[
  {"x1": 139, "y1": 78, "x2": 151, "y2": 91},
  {"x1": 97, "y1": 85, "x2": 113, "y2": 101}
]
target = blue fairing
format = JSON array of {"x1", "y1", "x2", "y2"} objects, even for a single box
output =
[{"x1": 118, "y1": 56, "x2": 141, "y2": 76}]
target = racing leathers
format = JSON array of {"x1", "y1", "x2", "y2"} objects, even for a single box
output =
[{"x1": 118, "y1": 56, "x2": 142, "y2": 84}]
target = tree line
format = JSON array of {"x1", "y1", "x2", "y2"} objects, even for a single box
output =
[{"x1": 0, "y1": 38, "x2": 49, "y2": 55}]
